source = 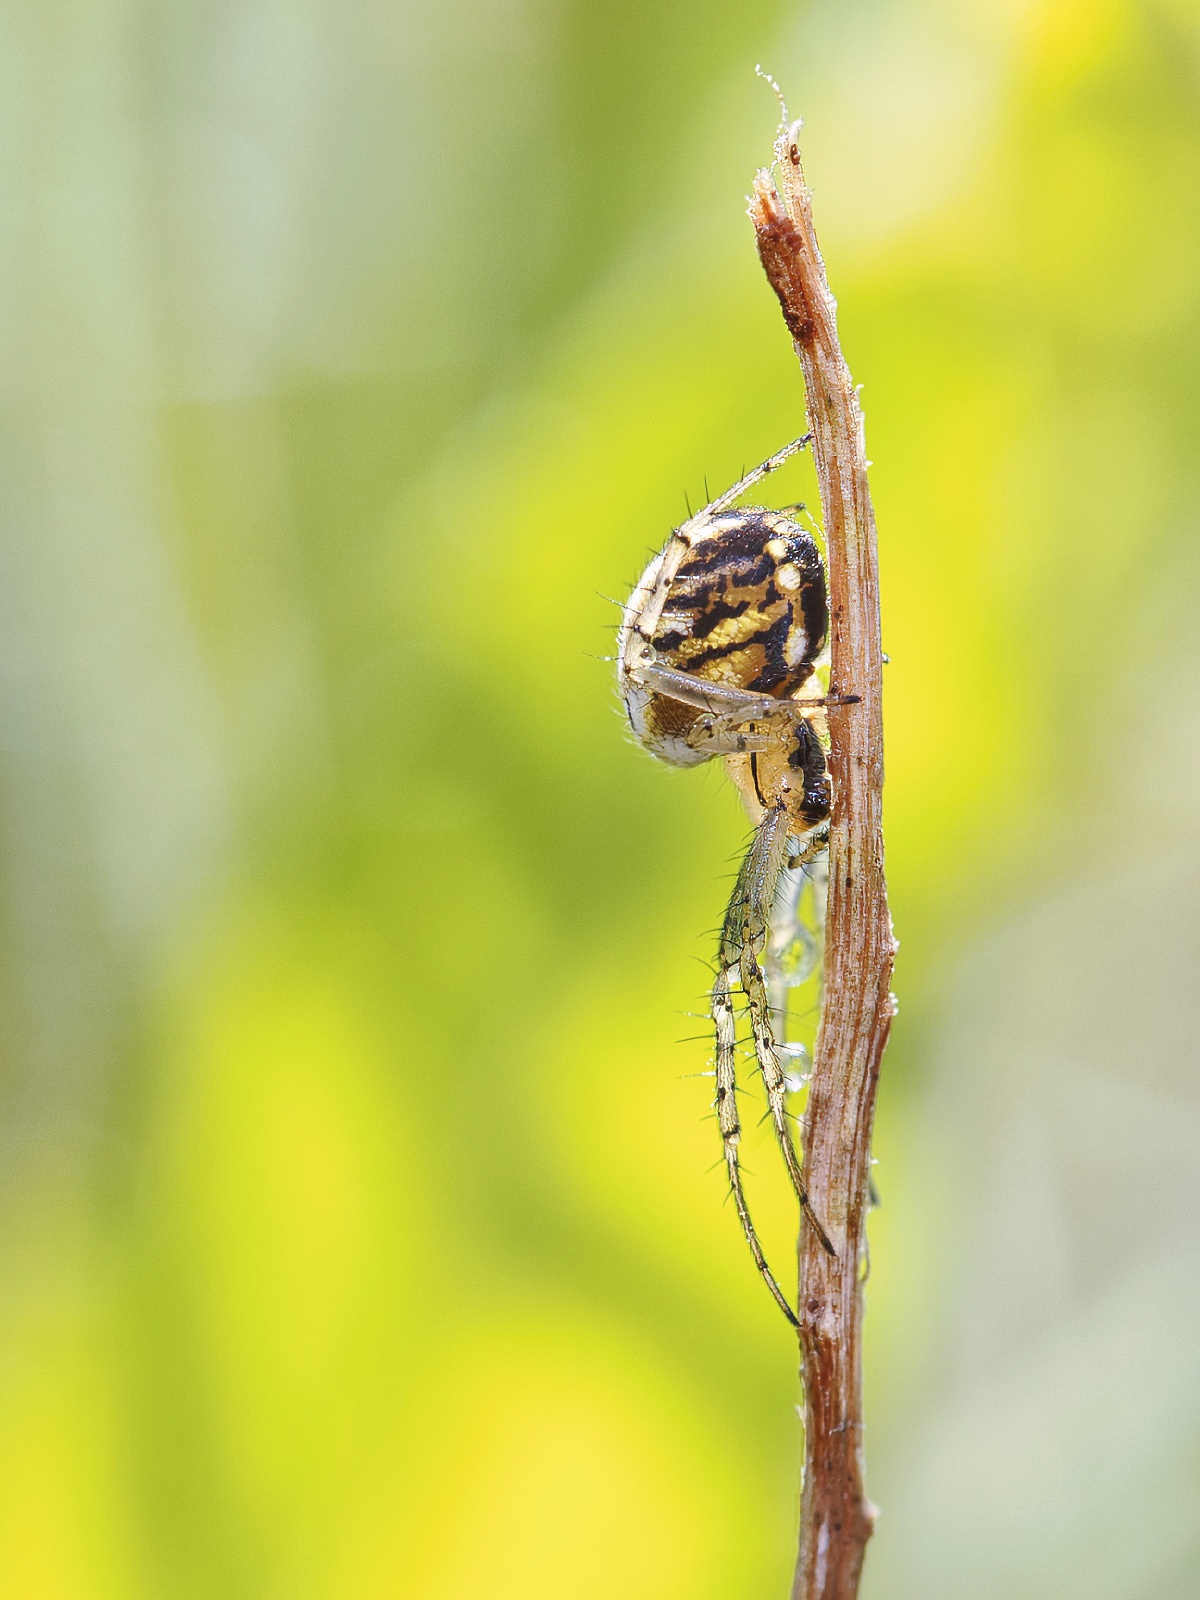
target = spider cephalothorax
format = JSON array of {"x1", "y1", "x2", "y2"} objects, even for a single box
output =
[{"x1": 617, "y1": 437, "x2": 843, "y2": 1324}]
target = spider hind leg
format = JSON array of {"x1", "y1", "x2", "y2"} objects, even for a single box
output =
[
  {"x1": 713, "y1": 801, "x2": 834, "y2": 1318},
  {"x1": 712, "y1": 962, "x2": 799, "y2": 1327}
]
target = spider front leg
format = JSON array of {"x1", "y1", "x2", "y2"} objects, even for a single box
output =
[{"x1": 720, "y1": 805, "x2": 836, "y2": 1262}]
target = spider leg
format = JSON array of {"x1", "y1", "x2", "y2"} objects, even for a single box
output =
[
  {"x1": 687, "y1": 716, "x2": 775, "y2": 757},
  {"x1": 712, "y1": 961, "x2": 799, "y2": 1327},
  {"x1": 689, "y1": 435, "x2": 812, "y2": 522},
  {"x1": 685, "y1": 707, "x2": 839, "y2": 758},
  {"x1": 625, "y1": 655, "x2": 852, "y2": 726},
  {"x1": 725, "y1": 804, "x2": 836, "y2": 1258}
]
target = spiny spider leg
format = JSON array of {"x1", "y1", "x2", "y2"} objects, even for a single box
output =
[
  {"x1": 624, "y1": 652, "x2": 855, "y2": 729},
  {"x1": 712, "y1": 960, "x2": 799, "y2": 1327},
  {"x1": 693, "y1": 434, "x2": 813, "y2": 521},
  {"x1": 685, "y1": 707, "x2": 840, "y2": 759},
  {"x1": 721, "y1": 804, "x2": 836, "y2": 1266}
]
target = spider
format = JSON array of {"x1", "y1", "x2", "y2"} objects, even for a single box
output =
[{"x1": 616, "y1": 436, "x2": 853, "y2": 1325}]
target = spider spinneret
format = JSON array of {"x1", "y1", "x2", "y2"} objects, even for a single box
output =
[{"x1": 617, "y1": 437, "x2": 841, "y2": 1326}]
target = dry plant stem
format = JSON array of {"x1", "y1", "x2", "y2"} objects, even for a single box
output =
[{"x1": 750, "y1": 130, "x2": 896, "y2": 1600}]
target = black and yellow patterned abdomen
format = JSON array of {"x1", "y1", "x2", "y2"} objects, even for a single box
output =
[{"x1": 640, "y1": 507, "x2": 828, "y2": 748}]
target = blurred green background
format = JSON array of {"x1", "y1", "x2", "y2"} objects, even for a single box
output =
[{"x1": 3, "y1": 0, "x2": 1200, "y2": 1594}]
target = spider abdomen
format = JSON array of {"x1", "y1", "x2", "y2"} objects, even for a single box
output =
[{"x1": 618, "y1": 507, "x2": 828, "y2": 768}]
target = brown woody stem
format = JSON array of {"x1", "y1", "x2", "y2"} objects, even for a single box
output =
[{"x1": 749, "y1": 121, "x2": 896, "y2": 1600}]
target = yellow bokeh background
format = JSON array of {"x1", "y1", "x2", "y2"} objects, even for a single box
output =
[{"x1": 3, "y1": 0, "x2": 1200, "y2": 1594}]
